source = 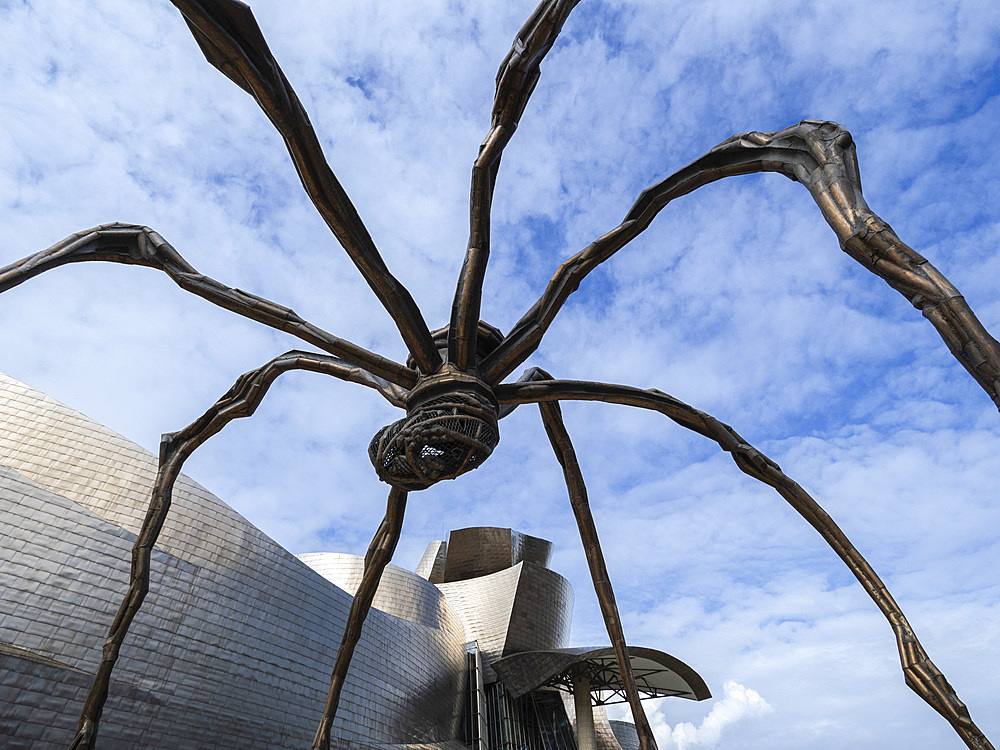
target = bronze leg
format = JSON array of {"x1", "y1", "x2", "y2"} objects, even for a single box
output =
[
  {"x1": 482, "y1": 120, "x2": 1000, "y2": 405},
  {"x1": 536, "y1": 398, "x2": 658, "y2": 750},
  {"x1": 310, "y1": 487, "x2": 407, "y2": 750},
  {"x1": 498, "y1": 376, "x2": 995, "y2": 750},
  {"x1": 0, "y1": 223, "x2": 417, "y2": 388},
  {"x1": 448, "y1": 0, "x2": 581, "y2": 369},
  {"x1": 67, "y1": 352, "x2": 404, "y2": 750},
  {"x1": 170, "y1": 0, "x2": 440, "y2": 374}
]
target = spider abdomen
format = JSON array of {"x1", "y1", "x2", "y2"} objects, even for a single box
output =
[{"x1": 369, "y1": 391, "x2": 499, "y2": 491}]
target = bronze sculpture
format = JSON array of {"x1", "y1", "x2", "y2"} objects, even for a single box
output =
[{"x1": 1, "y1": 0, "x2": 997, "y2": 748}]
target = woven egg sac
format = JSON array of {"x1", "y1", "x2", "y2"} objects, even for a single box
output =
[{"x1": 369, "y1": 392, "x2": 499, "y2": 491}]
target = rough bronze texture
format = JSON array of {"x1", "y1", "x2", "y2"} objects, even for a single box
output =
[{"x1": 0, "y1": 0, "x2": 997, "y2": 749}]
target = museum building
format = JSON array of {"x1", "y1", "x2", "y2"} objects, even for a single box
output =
[{"x1": 0, "y1": 372, "x2": 708, "y2": 749}]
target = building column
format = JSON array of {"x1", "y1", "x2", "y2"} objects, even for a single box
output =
[{"x1": 572, "y1": 664, "x2": 596, "y2": 750}]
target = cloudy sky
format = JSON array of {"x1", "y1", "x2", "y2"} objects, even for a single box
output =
[{"x1": 2, "y1": 0, "x2": 1000, "y2": 747}]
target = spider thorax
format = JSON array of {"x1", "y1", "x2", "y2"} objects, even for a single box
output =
[{"x1": 369, "y1": 368, "x2": 499, "y2": 492}]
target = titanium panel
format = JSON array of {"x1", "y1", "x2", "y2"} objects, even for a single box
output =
[
  {"x1": 0, "y1": 373, "x2": 465, "y2": 748},
  {"x1": 436, "y1": 561, "x2": 573, "y2": 681},
  {"x1": 440, "y1": 527, "x2": 553, "y2": 583}
]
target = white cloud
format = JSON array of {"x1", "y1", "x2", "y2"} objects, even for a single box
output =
[{"x1": 653, "y1": 681, "x2": 773, "y2": 749}]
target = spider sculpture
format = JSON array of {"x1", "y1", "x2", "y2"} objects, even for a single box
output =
[{"x1": 1, "y1": 1, "x2": 998, "y2": 749}]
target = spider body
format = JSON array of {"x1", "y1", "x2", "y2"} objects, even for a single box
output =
[
  {"x1": 369, "y1": 320, "x2": 506, "y2": 490},
  {"x1": 369, "y1": 365, "x2": 501, "y2": 490},
  {"x1": 2, "y1": 1, "x2": 999, "y2": 750}
]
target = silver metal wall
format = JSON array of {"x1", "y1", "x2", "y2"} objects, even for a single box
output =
[{"x1": 0, "y1": 373, "x2": 466, "y2": 748}]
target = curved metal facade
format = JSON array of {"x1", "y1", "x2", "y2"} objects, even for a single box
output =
[{"x1": 0, "y1": 373, "x2": 465, "y2": 748}]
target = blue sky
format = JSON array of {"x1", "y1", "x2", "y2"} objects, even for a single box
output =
[{"x1": 1, "y1": 0, "x2": 999, "y2": 747}]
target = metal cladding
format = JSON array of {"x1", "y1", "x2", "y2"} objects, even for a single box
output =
[
  {"x1": 608, "y1": 720, "x2": 641, "y2": 750},
  {"x1": 437, "y1": 564, "x2": 574, "y2": 677},
  {"x1": 0, "y1": 373, "x2": 465, "y2": 748},
  {"x1": 297, "y1": 553, "x2": 466, "y2": 637},
  {"x1": 437, "y1": 527, "x2": 554, "y2": 583},
  {"x1": 414, "y1": 539, "x2": 449, "y2": 581}
]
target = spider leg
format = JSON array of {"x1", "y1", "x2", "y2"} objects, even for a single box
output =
[
  {"x1": 497, "y1": 376, "x2": 995, "y2": 750},
  {"x1": 170, "y1": 0, "x2": 440, "y2": 374},
  {"x1": 67, "y1": 351, "x2": 406, "y2": 750},
  {"x1": 310, "y1": 487, "x2": 407, "y2": 750},
  {"x1": 536, "y1": 395, "x2": 659, "y2": 750},
  {"x1": 0, "y1": 223, "x2": 417, "y2": 389},
  {"x1": 448, "y1": 0, "x2": 581, "y2": 370},
  {"x1": 481, "y1": 120, "x2": 1000, "y2": 408}
]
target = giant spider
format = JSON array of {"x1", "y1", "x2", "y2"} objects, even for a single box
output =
[{"x1": 2, "y1": 0, "x2": 999, "y2": 748}]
